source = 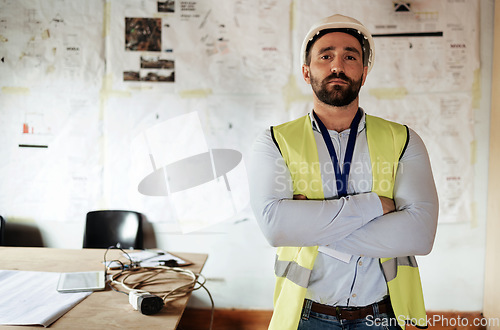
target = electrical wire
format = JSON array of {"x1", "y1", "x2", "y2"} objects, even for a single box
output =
[
  {"x1": 111, "y1": 266, "x2": 196, "y2": 298},
  {"x1": 103, "y1": 245, "x2": 134, "y2": 295},
  {"x1": 103, "y1": 246, "x2": 214, "y2": 330}
]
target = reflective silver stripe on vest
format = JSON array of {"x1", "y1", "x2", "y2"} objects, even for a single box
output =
[
  {"x1": 275, "y1": 256, "x2": 311, "y2": 288},
  {"x1": 381, "y1": 256, "x2": 418, "y2": 282}
]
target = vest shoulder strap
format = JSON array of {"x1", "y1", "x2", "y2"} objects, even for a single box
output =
[
  {"x1": 365, "y1": 115, "x2": 409, "y2": 198},
  {"x1": 271, "y1": 115, "x2": 324, "y2": 199}
]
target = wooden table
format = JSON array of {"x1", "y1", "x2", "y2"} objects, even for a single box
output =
[{"x1": 0, "y1": 247, "x2": 208, "y2": 329}]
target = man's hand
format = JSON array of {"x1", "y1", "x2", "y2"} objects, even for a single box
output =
[
  {"x1": 379, "y1": 196, "x2": 396, "y2": 214},
  {"x1": 293, "y1": 194, "x2": 308, "y2": 200}
]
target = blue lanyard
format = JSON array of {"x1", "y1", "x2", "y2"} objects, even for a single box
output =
[{"x1": 313, "y1": 108, "x2": 362, "y2": 197}]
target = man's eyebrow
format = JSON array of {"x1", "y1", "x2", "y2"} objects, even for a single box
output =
[
  {"x1": 317, "y1": 46, "x2": 335, "y2": 54},
  {"x1": 345, "y1": 46, "x2": 362, "y2": 55},
  {"x1": 317, "y1": 46, "x2": 362, "y2": 56}
]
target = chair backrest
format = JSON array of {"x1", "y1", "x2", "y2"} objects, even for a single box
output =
[
  {"x1": 0, "y1": 216, "x2": 4, "y2": 246},
  {"x1": 83, "y1": 210, "x2": 144, "y2": 249}
]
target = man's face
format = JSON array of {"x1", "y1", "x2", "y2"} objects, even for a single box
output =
[{"x1": 303, "y1": 32, "x2": 367, "y2": 107}]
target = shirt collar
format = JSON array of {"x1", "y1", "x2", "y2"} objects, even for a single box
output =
[{"x1": 309, "y1": 108, "x2": 366, "y2": 134}]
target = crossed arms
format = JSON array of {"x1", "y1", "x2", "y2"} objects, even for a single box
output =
[{"x1": 248, "y1": 128, "x2": 439, "y2": 259}]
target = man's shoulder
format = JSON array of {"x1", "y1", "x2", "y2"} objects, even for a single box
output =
[
  {"x1": 365, "y1": 113, "x2": 405, "y2": 129},
  {"x1": 272, "y1": 113, "x2": 311, "y2": 130}
]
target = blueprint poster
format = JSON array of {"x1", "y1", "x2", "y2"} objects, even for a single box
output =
[
  {"x1": 106, "y1": 0, "x2": 292, "y2": 94},
  {"x1": 0, "y1": 0, "x2": 104, "y2": 224}
]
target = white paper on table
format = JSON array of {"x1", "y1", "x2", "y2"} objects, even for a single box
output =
[
  {"x1": 127, "y1": 250, "x2": 191, "y2": 267},
  {"x1": 0, "y1": 270, "x2": 91, "y2": 327}
]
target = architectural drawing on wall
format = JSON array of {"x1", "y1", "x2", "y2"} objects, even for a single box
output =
[
  {"x1": 62, "y1": 32, "x2": 82, "y2": 80},
  {"x1": 140, "y1": 55, "x2": 174, "y2": 69},
  {"x1": 0, "y1": 0, "x2": 104, "y2": 90},
  {"x1": 24, "y1": 8, "x2": 42, "y2": 34},
  {"x1": 123, "y1": 69, "x2": 174, "y2": 82},
  {"x1": 172, "y1": 0, "x2": 291, "y2": 94},
  {"x1": 19, "y1": 39, "x2": 44, "y2": 68},
  {"x1": 50, "y1": 13, "x2": 65, "y2": 27},
  {"x1": 125, "y1": 17, "x2": 161, "y2": 51},
  {"x1": 157, "y1": 0, "x2": 175, "y2": 13},
  {"x1": 0, "y1": 15, "x2": 8, "y2": 35},
  {"x1": 123, "y1": 55, "x2": 174, "y2": 82},
  {"x1": 132, "y1": 112, "x2": 248, "y2": 233},
  {"x1": 19, "y1": 112, "x2": 52, "y2": 148},
  {"x1": 122, "y1": 17, "x2": 174, "y2": 82},
  {"x1": 394, "y1": 2, "x2": 411, "y2": 12},
  {"x1": 109, "y1": 0, "x2": 290, "y2": 91}
]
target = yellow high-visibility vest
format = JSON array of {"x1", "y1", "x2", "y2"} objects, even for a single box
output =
[{"x1": 269, "y1": 113, "x2": 427, "y2": 330}]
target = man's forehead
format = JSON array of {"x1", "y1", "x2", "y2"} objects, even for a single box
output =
[{"x1": 312, "y1": 31, "x2": 363, "y2": 52}]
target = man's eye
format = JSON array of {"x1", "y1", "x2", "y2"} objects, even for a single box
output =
[
  {"x1": 320, "y1": 55, "x2": 331, "y2": 60},
  {"x1": 346, "y1": 55, "x2": 356, "y2": 60}
]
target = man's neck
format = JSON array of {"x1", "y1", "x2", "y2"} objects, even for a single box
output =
[{"x1": 313, "y1": 101, "x2": 359, "y2": 132}]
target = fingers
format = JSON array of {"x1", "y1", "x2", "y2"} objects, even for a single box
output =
[{"x1": 379, "y1": 196, "x2": 396, "y2": 214}]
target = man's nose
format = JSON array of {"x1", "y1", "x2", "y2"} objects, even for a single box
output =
[{"x1": 330, "y1": 56, "x2": 344, "y2": 73}]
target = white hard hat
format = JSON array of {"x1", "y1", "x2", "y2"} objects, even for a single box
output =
[{"x1": 300, "y1": 14, "x2": 375, "y2": 73}]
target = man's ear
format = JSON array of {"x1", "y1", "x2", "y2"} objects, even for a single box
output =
[
  {"x1": 361, "y1": 66, "x2": 368, "y2": 86},
  {"x1": 302, "y1": 64, "x2": 311, "y2": 84}
]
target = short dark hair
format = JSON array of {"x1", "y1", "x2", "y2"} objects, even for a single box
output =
[{"x1": 304, "y1": 28, "x2": 369, "y2": 66}]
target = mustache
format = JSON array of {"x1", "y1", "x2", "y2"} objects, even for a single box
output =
[{"x1": 324, "y1": 72, "x2": 351, "y2": 83}]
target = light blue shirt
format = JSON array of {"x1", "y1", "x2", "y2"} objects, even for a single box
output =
[{"x1": 248, "y1": 110, "x2": 438, "y2": 307}]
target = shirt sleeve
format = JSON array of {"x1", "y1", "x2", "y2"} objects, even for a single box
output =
[
  {"x1": 331, "y1": 128, "x2": 439, "y2": 258},
  {"x1": 248, "y1": 129, "x2": 383, "y2": 247}
]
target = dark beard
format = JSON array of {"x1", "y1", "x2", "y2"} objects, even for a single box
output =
[{"x1": 311, "y1": 72, "x2": 363, "y2": 107}]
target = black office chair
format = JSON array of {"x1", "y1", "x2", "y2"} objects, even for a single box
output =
[
  {"x1": 83, "y1": 210, "x2": 144, "y2": 249},
  {"x1": 0, "y1": 216, "x2": 5, "y2": 246},
  {"x1": 0, "y1": 217, "x2": 45, "y2": 247}
]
